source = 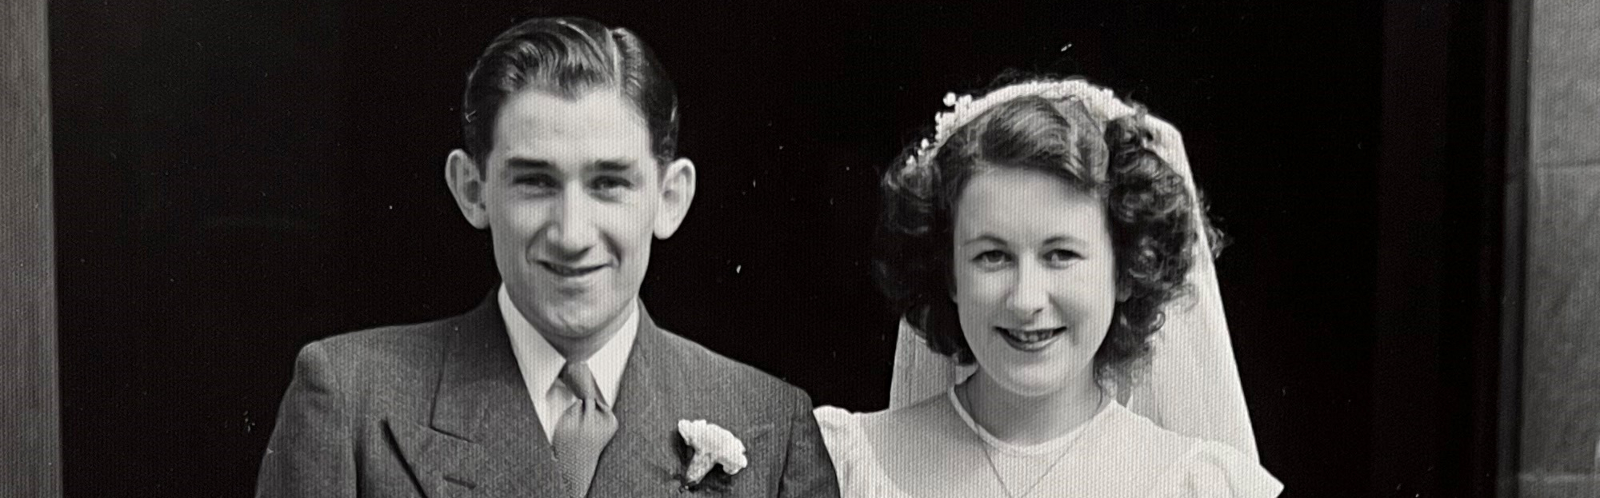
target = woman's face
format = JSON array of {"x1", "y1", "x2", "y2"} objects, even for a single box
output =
[{"x1": 951, "y1": 165, "x2": 1121, "y2": 398}]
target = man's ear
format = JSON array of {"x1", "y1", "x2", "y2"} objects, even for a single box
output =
[
  {"x1": 445, "y1": 149, "x2": 490, "y2": 229},
  {"x1": 653, "y1": 157, "x2": 697, "y2": 239}
]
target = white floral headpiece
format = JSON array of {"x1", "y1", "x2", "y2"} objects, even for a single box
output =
[{"x1": 903, "y1": 79, "x2": 1137, "y2": 172}]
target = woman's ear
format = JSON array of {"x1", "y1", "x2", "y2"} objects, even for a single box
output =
[
  {"x1": 947, "y1": 266, "x2": 959, "y2": 301},
  {"x1": 1116, "y1": 274, "x2": 1134, "y2": 302},
  {"x1": 445, "y1": 149, "x2": 490, "y2": 229},
  {"x1": 653, "y1": 157, "x2": 697, "y2": 238}
]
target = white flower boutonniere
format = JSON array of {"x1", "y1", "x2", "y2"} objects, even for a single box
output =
[{"x1": 677, "y1": 419, "x2": 748, "y2": 485}]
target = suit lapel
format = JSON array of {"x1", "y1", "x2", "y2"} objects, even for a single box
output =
[
  {"x1": 388, "y1": 292, "x2": 568, "y2": 497},
  {"x1": 588, "y1": 305, "x2": 689, "y2": 497}
]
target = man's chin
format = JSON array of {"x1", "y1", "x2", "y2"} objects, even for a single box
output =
[{"x1": 530, "y1": 303, "x2": 627, "y2": 340}]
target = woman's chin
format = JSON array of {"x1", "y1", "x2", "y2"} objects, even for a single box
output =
[{"x1": 980, "y1": 367, "x2": 1083, "y2": 399}]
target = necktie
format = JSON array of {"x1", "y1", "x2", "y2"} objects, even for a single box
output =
[{"x1": 552, "y1": 361, "x2": 618, "y2": 498}]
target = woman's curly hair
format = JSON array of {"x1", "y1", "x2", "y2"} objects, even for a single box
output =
[{"x1": 873, "y1": 79, "x2": 1213, "y2": 382}]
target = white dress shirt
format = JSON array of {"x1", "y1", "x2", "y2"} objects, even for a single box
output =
[{"x1": 498, "y1": 284, "x2": 638, "y2": 442}]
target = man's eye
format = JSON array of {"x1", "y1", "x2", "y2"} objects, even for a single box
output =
[
  {"x1": 515, "y1": 175, "x2": 558, "y2": 190},
  {"x1": 591, "y1": 177, "x2": 632, "y2": 191}
]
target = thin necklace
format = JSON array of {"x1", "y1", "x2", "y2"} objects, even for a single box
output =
[{"x1": 958, "y1": 384, "x2": 1105, "y2": 498}]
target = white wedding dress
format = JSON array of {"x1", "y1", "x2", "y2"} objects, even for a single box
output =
[
  {"x1": 816, "y1": 82, "x2": 1282, "y2": 497},
  {"x1": 816, "y1": 389, "x2": 1281, "y2": 498}
]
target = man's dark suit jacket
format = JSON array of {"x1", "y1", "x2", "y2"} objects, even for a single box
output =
[{"x1": 256, "y1": 293, "x2": 840, "y2": 497}]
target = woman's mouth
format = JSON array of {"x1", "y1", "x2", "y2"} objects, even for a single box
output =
[{"x1": 995, "y1": 326, "x2": 1067, "y2": 351}]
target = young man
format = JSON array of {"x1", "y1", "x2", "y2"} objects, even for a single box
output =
[{"x1": 256, "y1": 17, "x2": 839, "y2": 498}]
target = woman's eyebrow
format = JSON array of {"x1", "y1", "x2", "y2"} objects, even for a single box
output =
[
  {"x1": 1042, "y1": 235, "x2": 1086, "y2": 246},
  {"x1": 961, "y1": 234, "x2": 1008, "y2": 247}
]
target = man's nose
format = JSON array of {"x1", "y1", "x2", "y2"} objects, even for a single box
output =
[
  {"x1": 1005, "y1": 260, "x2": 1050, "y2": 320},
  {"x1": 545, "y1": 187, "x2": 601, "y2": 256}
]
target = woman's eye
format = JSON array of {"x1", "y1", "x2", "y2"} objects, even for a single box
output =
[
  {"x1": 974, "y1": 250, "x2": 1011, "y2": 266},
  {"x1": 1045, "y1": 249, "x2": 1081, "y2": 264}
]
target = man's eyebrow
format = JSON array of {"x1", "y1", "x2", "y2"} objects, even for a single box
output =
[
  {"x1": 503, "y1": 158, "x2": 555, "y2": 171},
  {"x1": 589, "y1": 158, "x2": 640, "y2": 173}
]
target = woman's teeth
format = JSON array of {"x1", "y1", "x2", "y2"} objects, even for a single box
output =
[{"x1": 1000, "y1": 327, "x2": 1064, "y2": 343}]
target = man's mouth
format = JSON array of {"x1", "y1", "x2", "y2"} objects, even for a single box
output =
[
  {"x1": 539, "y1": 261, "x2": 608, "y2": 278},
  {"x1": 995, "y1": 326, "x2": 1067, "y2": 351}
]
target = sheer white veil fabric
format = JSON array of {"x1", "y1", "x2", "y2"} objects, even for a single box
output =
[{"x1": 884, "y1": 87, "x2": 1262, "y2": 461}]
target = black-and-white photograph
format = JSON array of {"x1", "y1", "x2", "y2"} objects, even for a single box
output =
[{"x1": 4, "y1": 0, "x2": 1594, "y2": 497}]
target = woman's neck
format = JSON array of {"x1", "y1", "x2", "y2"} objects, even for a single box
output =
[{"x1": 959, "y1": 370, "x2": 1104, "y2": 447}]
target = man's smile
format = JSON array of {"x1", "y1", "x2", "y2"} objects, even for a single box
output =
[{"x1": 538, "y1": 260, "x2": 610, "y2": 278}]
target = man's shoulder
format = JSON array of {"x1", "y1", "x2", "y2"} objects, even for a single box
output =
[
  {"x1": 301, "y1": 310, "x2": 480, "y2": 385},
  {"x1": 314, "y1": 317, "x2": 453, "y2": 360},
  {"x1": 651, "y1": 327, "x2": 808, "y2": 405}
]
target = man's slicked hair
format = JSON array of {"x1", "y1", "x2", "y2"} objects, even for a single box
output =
[{"x1": 461, "y1": 17, "x2": 679, "y2": 167}]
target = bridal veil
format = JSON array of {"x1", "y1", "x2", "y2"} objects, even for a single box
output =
[{"x1": 885, "y1": 84, "x2": 1262, "y2": 461}]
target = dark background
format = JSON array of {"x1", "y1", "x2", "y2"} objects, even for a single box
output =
[{"x1": 50, "y1": 0, "x2": 1513, "y2": 496}]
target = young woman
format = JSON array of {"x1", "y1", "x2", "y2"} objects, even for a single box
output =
[{"x1": 815, "y1": 77, "x2": 1282, "y2": 497}]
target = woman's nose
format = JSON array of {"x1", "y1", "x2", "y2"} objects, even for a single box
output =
[{"x1": 1005, "y1": 261, "x2": 1050, "y2": 319}]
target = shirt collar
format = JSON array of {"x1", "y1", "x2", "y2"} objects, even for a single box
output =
[{"x1": 498, "y1": 284, "x2": 638, "y2": 406}]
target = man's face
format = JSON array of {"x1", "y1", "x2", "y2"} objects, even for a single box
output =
[{"x1": 452, "y1": 88, "x2": 693, "y2": 356}]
